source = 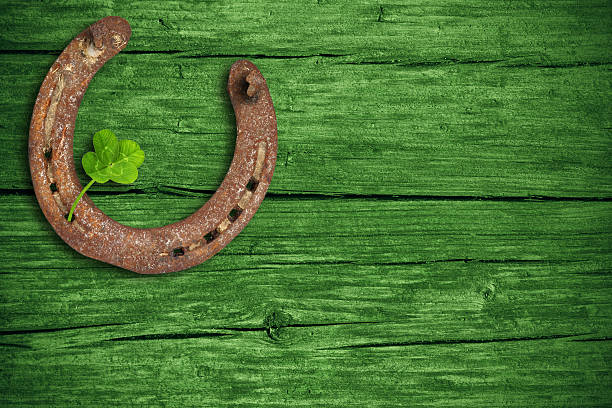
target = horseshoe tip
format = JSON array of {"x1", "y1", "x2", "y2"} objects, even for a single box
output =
[
  {"x1": 228, "y1": 59, "x2": 267, "y2": 99},
  {"x1": 229, "y1": 59, "x2": 260, "y2": 76},
  {"x1": 102, "y1": 16, "x2": 132, "y2": 31},
  {"x1": 96, "y1": 16, "x2": 132, "y2": 46}
]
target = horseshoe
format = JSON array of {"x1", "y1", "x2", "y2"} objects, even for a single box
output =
[{"x1": 28, "y1": 17, "x2": 277, "y2": 274}]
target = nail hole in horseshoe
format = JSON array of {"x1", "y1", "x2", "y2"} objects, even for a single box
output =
[
  {"x1": 228, "y1": 207, "x2": 242, "y2": 222},
  {"x1": 204, "y1": 230, "x2": 219, "y2": 243},
  {"x1": 172, "y1": 247, "x2": 185, "y2": 257},
  {"x1": 239, "y1": 78, "x2": 257, "y2": 103},
  {"x1": 49, "y1": 183, "x2": 58, "y2": 192},
  {"x1": 44, "y1": 148, "x2": 52, "y2": 160},
  {"x1": 64, "y1": 213, "x2": 75, "y2": 222},
  {"x1": 246, "y1": 178, "x2": 259, "y2": 192}
]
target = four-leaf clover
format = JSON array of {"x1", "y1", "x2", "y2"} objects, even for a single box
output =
[{"x1": 67, "y1": 129, "x2": 145, "y2": 221}]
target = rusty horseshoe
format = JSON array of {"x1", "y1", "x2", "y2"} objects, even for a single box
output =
[{"x1": 29, "y1": 17, "x2": 277, "y2": 274}]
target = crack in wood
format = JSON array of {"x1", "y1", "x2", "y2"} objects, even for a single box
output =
[
  {"x1": 322, "y1": 333, "x2": 593, "y2": 350},
  {"x1": 0, "y1": 323, "x2": 128, "y2": 336},
  {"x1": 107, "y1": 332, "x2": 231, "y2": 341},
  {"x1": 216, "y1": 321, "x2": 381, "y2": 333},
  {"x1": 264, "y1": 259, "x2": 578, "y2": 267},
  {"x1": 2, "y1": 188, "x2": 611, "y2": 202},
  {"x1": 572, "y1": 337, "x2": 612, "y2": 342},
  {"x1": 0, "y1": 342, "x2": 33, "y2": 349}
]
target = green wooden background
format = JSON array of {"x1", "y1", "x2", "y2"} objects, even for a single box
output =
[{"x1": 1, "y1": 1, "x2": 611, "y2": 406}]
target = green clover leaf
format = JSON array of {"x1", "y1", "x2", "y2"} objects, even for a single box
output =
[
  {"x1": 118, "y1": 139, "x2": 145, "y2": 169},
  {"x1": 68, "y1": 129, "x2": 145, "y2": 221},
  {"x1": 108, "y1": 160, "x2": 138, "y2": 184},
  {"x1": 82, "y1": 151, "x2": 111, "y2": 183},
  {"x1": 93, "y1": 129, "x2": 119, "y2": 165}
]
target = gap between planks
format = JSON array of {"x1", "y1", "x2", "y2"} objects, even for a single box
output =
[{"x1": 0, "y1": 188, "x2": 611, "y2": 202}]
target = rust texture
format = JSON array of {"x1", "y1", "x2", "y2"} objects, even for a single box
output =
[{"x1": 29, "y1": 17, "x2": 278, "y2": 274}]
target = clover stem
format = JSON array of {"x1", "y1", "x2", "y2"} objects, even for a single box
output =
[{"x1": 67, "y1": 179, "x2": 95, "y2": 222}]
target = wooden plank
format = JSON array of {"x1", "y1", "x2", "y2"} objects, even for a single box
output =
[
  {"x1": 1, "y1": 194, "x2": 611, "y2": 405},
  {"x1": 1, "y1": 258, "x2": 611, "y2": 346},
  {"x1": 1, "y1": 334, "x2": 611, "y2": 406},
  {"x1": 1, "y1": 0, "x2": 610, "y2": 66},
  {"x1": 1, "y1": 194, "x2": 610, "y2": 327},
  {"x1": 1, "y1": 54, "x2": 610, "y2": 196}
]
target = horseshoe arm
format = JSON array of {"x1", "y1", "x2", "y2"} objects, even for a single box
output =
[{"x1": 29, "y1": 17, "x2": 278, "y2": 274}]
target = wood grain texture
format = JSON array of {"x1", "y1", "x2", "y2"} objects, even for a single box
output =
[
  {"x1": 1, "y1": 0, "x2": 611, "y2": 406},
  {"x1": 1, "y1": 194, "x2": 611, "y2": 405},
  {"x1": 1, "y1": 0, "x2": 611, "y2": 65},
  {"x1": 1, "y1": 54, "x2": 610, "y2": 196}
]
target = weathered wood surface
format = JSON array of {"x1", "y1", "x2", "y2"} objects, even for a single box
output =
[
  {"x1": 1, "y1": 0, "x2": 611, "y2": 406},
  {"x1": 1, "y1": 54, "x2": 611, "y2": 196},
  {"x1": 2, "y1": 0, "x2": 611, "y2": 64},
  {"x1": 2, "y1": 194, "x2": 611, "y2": 405}
]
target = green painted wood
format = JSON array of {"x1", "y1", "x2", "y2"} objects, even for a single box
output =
[
  {"x1": 0, "y1": 194, "x2": 610, "y2": 328},
  {"x1": 2, "y1": 337, "x2": 611, "y2": 406},
  {"x1": 1, "y1": 0, "x2": 611, "y2": 65},
  {"x1": 1, "y1": 54, "x2": 611, "y2": 196},
  {"x1": 1, "y1": 194, "x2": 611, "y2": 273},
  {"x1": 1, "y1": 0, "x2": 611, "y2": 406},
  {"x1": 1, "y1": 194, "x2": 611, "y2": 405}
]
